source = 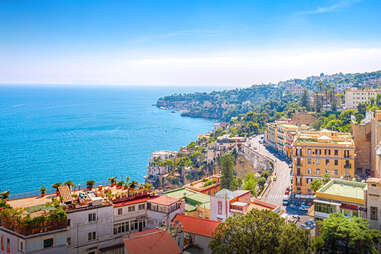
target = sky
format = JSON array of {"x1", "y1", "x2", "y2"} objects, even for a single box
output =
[{"x1": 1, "y1": 0, "x2": 381, "y2": 86}]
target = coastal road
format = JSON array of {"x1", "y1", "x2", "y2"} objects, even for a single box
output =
[{"x1": 248, "y1": 135, "x2": 291, "y2": 207}]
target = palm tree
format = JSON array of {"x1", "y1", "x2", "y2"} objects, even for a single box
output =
[
  {"x1": 107, "y1": 177, "x2": 117, "y2": 186},
  {"x1": 40, "y1": 187, "x2": 46, "y2": 197},
  {"x1": 64, "y1": 181, "x2": 74, "y2": 190},
  {"x1": 129, "y1": 181, "x2": 138, "y2": 189},
  {"x1": 52, "y1": 182, "x2": 62, "y2": 191},
  {"x1": 86, "y1": 180, "x2": 95, "y2": 190},
  {"x1": 0, "y1": 190, "x2": 10, "y2": 200}
]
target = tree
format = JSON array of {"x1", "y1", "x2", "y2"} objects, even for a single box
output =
[
  {"x1": 0, "y1": 191, "x2": 10, "y2": 200},
  {"x1": 219, "y1": 154, "x2": 235, "y2": 190},
  {"x1": 108, "y1": 176, "x2": 117, "y2": 185},
  {"x1": 209, "y1": 209, "x2": 311, "y2": 254},
  {"x1": 242, "y1": 172, "x2": 258, "y2": 195},
  {"x1": 86, "y1": 180, "x2": 95, "y2": 189},
  {"x1": 323, "y1": 173, "x2": 331, "y2": 184},
  {"x1": 52, "y1": 182, "x2": 62, "y2": 191},
  {"x1": 64, "y1": 181, "x2": 74, "y2": 189},
  {"x1": 230, "y1": 177, "x2": 242, "y2": 191},
  {"x1": 40, "y1": 186, "x2": 46, "y2": 195},
  {"x1": 301, "y1": 89, "x2": 310, "y2": 110},
  {"x1": 315, "y1": 213, "x2": 381, "y2": 254},
  {"x1": 311, "y1": 178, "x2": 323, "y2": 192},
  {"x1": 376, "y1": 94, "x2": 381, "y2": 107}
]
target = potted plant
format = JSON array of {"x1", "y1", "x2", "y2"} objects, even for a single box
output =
[
  {"x1": 108, "y1": 177, "x2": 117, "y2": 187},
  {"x1": 86, "y1": 180, "x2": 95, "y2": 190},
  {"x1": 40, "y1": 187, "x2": 46, "y2": 197},
  {"x1": 52, "y1": 183, "x2": 62, "y2": 195},
  {"x1": 117, "y1": 181, "x2": 124, "y2": 189}
]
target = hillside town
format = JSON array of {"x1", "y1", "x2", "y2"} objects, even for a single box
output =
[{"x1": 2, "y1": 78, "x2": 381, "y2": 253}]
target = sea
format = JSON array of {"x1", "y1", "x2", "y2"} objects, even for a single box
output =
[{"x1": 0, "y1": 85, "x2": 217, "y2": 198}]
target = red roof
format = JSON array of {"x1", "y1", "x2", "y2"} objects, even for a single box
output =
[
  {"x1": 173, "y1": 214, "x2": 220, "y2": 238},
  {"x1": 148, "y1": 195, "x2": 180, "y2": 206},
  {"x1": 124, "y1": 228, "x2": 181, "y2": 254}
]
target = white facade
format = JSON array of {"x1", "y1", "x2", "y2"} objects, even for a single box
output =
[
  {"x1": 146, "y1": 201, "x2": 185, "y2": 228},
  {"x1": 66, "y1": 204, "x2": 117, "y2": 254},
  {"x1": 345, "y1": 88, "x2": 381, "y2": 109},
  {"x1": 0, "y1": 227, "x2": 67, "y2": 254},
  {"x1": 367, "y1": 178, "x2": 381, "y2": 231}
]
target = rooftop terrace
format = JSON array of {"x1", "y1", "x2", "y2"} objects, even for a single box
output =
[
  {"x1": 163, "y1": 187, "x2": 210, "y2": 211},
  {"x1": 316, "y1": 179, "x2": 367, "y2": 204}
]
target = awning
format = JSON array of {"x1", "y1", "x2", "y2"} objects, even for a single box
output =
[{"x1": 314, "y1": 199, "x2": 341, "y2": 206}]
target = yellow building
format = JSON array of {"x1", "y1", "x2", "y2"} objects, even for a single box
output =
[
  {"x1": 292, "y1": 130, "x2": 355, "y2": 198},
  {"x1": 265, "y1": 120, "x2": 298, "y2": 155}
]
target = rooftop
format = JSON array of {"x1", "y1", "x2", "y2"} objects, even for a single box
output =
[
  {"x1": 173, "y1": 214, "x2": 220, "y2": 238},
  {"x1": 124, "y1": 228, "x2": 181, "y2": 254},
  {"x1": 163, "y1": 187, "x2": 210, "y2": 211},
  {"x1": 148, "y1": 195, "x2": 181, "y2": 206},
  {"x1": 316, "y1": 179, "x2": 367, "y2": 204},
  {"x1": 214, "y1": 189, "x2": 250, "y2": 200}
]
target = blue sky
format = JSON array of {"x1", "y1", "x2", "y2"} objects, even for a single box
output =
[{"x1": 1, "y1": 0, "x2": 381, "y2": 86}]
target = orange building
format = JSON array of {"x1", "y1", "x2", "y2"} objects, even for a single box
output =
[{"x1": 186, "y1": 175, "x2": 221, "y2": 196}]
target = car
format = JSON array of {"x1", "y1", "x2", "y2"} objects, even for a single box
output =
[
  {"x1": 299, "y1": 224, "x2": 308, "y2": 229},
  {"x1": 284, "y1": 190, "x2": 290, "y2": 195},
  {"x1": 305, "y1": 220, "x2": 315, "y2": 228}
]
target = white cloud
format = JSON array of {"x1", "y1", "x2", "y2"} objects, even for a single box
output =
[
  {"x1": 1, "y1": 47, "x2": 381, "y2": 86},
  {"x1": 299, "y1": 0, "x2": 362, "y2": 15}
]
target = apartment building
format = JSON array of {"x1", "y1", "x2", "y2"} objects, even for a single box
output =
[
  {"x1": 344, "y1": 88, "x2": 381, "y2": 109},
  {"x1": 313, "y1": 179, "x2": 367, "y2": 220},
  {"x1": 367, "y1": 178, "x2": 381, "y2": 231},
  {"x1": 1, "y1": 185, "x2": 184, "y2": 254},
  {"x1": 292, "y1": 130, "x2": 355, "y2": 198},
  {"x1": 265, "y1": 120, "x2": 299, "y2": 155},
  {"x1": 352, "y1": 110, "x2": 381, "y2": 178}
]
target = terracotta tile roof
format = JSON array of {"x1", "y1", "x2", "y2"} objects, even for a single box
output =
[
  {"x1": 148, "y1": 195, "x2": 180, "y2": 206},
  {"x1": 58, "y1": 185, "x2": 72, "y2": 203},
  {"x1": 173, "y1": 214, "x2": 220, "y2": 238},
  {"x1": 124, "y1": 228, "x2": 181, "y2": 254},
  {"x1": 251, "y1": 199, "x2": 278, "y2": 210}
]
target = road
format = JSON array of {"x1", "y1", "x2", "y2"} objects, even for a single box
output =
[{"x1": 248, "y1": 135, "x2": 291, "y2": 207}]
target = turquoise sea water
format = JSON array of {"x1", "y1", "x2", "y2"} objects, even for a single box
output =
[{"x1": 0, "y1": 86, "x2": 215, "y2": 196}]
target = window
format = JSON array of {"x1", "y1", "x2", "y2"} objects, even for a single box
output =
[
  {"x1": 316, "y1": 158, "x2": 320, "y2": 165},
  {"x1": 18, "y1": 240, "x2": 23, "y2": 252},
  {"x1": 307, "y1": 158, "x2": 311, "y2": 164},
  {"x1": 334, "y1": 150, "x2": 339, "y2": 156},
  {"x1": 88, "y1": 213, "x2": 96, "y2": 222},
  {"x1": 307, "y1": 178, "x2": 312, "y2": 184},
  {"x1": 307, "y1": 168, "x2": 312, "y2": 174},
  {"x1": 316, "y1": 168, "x2": 320, "y2": 175},
  {"x1": 67, "y1": 219, "x2": 71, "y2": 227},
  {"x1": 325, "y1": 159, "x2": 330, "y2": 165},
  {"x1": 334, "y1": 160, "x2": 338, "y2": 166},
  {"x1": 114, "y1": 221, "x2": 130, "y2": 234},
  {"x1": 118, "y1": 208, "x2": 123, "y2": 215},
  {"x1": 334, "y1": 169, "x2": 338, "y2": 176},
  {"x1": 67, "y1": 237, "x2": 71, "y2": 246},
  {"x1": 371, "y1": 207, "x2": 378, "y2": 221},
  {"x1": 128, "y1": 206, "x2": 135, "y2": 212},
  {"x1": 138, "y1": 204, "x2": 145, "y2": 210},
  {"x1": 88, "y1": 232, "x2": 96, "y2": 241},
  {"x1": 297, "y1": 168, "x2": 301, "y2": 176},
  {"x1": 297, "y1": 187, "x2": 301, "y2": 194},
  {"x1": 308, "y1": 149, "x2": 311, "y2": 155},
  {"x1": 218, "y1": 201, "x2": 222, "y2": 215},
  {"x1": 326, "y1": 169, "x2": 329, "y2": 174},
  {"x1": 43, "y1": 238, "x2": 54, "y2": 248}
]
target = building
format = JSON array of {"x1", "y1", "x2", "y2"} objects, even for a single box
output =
[
  {"x1": 163, "y1": 187, "x2": 211, "y2": 219},
  {"x1": 173, "y1": 214, "x2": 220, "y2": 254},
  {"x1": 210, "y1": 189, "x2": 279, "y2": 222},
  {"x1": 265, "y1": 120, "x2": 299, "y2": 156},
  {"x1": 185, "y1": 175, "x2": 221, "y2": 196},
  {"x1": 292, "y1": 130, "x2": 355, "y2": 198},
  {"x1": 344, "y1": 88, "x2": 381, "y2": 109},
  {"x1": 291, "y1": 112, "x2": 317, "y2": 126},
  {"x1": 146, "y1": 150, "x2": 177, "y2": 187},
  {"x1": 1, "y1": 184, "x2": 184, "y2": 254},
  {"x1": 366, "y1": 178, "x2": 381, "y2": 230},
  {"x1": 123, "y1": 228, "x2": 182, "y2": 254},
  {"x1": 352, "y1": 110, "x2": 381, "y2": 178},
  {"x1": 313, "y1": 179, "x2": 367, "y2": 220}
]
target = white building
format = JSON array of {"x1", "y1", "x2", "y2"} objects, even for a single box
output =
[
  {"x1": 367, "y1": 178, "x2": 381, "y2": 231},
  {"x1": 210, "y1": 189, "x2": 251, "y2": 221},
  {"x1": 344, "y1": 88, "x2": 381, "y2": 109}
]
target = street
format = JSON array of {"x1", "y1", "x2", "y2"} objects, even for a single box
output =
[{"x1": 248, "y1": 135, "x2": 291, "y2": 207}]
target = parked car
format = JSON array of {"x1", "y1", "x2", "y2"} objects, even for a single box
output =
[
  {"x1": 305, "y1": 220, "x2": 315, "y2": 229},
  {"x1": 288, "y1": 215, "x2": 299, "y2": 224}
]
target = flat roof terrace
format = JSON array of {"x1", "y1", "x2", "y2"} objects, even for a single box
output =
[{"x1": 316, "y1": 179, "x2": 367, "y2": 205}]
